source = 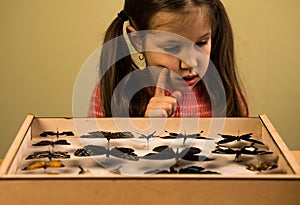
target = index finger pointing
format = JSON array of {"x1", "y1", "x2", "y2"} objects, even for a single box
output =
[{"x1": 155, "y1": 68, "x2": 169, "y2": 97}]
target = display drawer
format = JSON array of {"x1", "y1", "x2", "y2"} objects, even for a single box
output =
[{"x1": 0, "y1": 114, "x2": 299, "y2": 205}]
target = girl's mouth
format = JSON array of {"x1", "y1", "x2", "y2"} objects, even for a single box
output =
[{"x1": 182, "y1": 75, "x2": 199, "y2": 86}]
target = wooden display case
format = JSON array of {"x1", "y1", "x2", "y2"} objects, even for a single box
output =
[{"x1": 0, "y1": 114, "x2": 299, "y2": 205}]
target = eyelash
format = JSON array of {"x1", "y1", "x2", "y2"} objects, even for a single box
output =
[
  {"x1": 163, "y1": 46, "x2": 180, "y2": 54},
  {"x1": 196, "y1": 40, "x2": 208, "y2": 47},
  {"x1": 162, "y1": 40, "x2": 208, "y2": 54}
]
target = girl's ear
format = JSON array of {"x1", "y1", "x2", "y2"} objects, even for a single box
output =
[{"x1": 126, "y1": 25, "x2": 143, "y2": 52}]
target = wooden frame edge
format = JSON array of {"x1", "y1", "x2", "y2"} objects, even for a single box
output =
[
  {"x1": 0, "y1": 114, "x2": 35, "y2": 175},
  {"x1": 259, "y1": 114, "x2": 300, "y2": 175}
]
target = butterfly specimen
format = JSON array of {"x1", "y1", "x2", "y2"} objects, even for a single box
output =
[
  {"x1": 26, "y1": 151, "x2": 70, "y2": 160},
  {"x1": 246, "y1": 162, "x2": 278, "y2": 172},
  {"x1": 161, "y1": 130, "x2": 213, "y2": 145},
  {"x1": 143, "y1": 145, "x2": 212, "y2": 161},
  {"x1": 74, "y1": 148, "x2": 90, "y2": 157},
  {"x1": 145, "y1": 165, "x2": 219, "y2": 175},
  {"x1": 22, "y1": 160, "x2": 65, "y2": 171},
  {"x1": 82, "y1": 145, "x2": 139, "y2": 161},
  {"x1": 217, "y1": 132, "x2": 264, "y2": 145},
  {"x1": 212, "y1": 144, "x2": 273, "y2": 160},
  {"x1": 80, "y1": 131, "x2": 134, "y2": 146},
  {"x1": 32, "y1": 139, "x2": 70, "y2": 146},
  {"x1": 80, "y1": 131, "x2": 134, "y2": 139},
  {"x1": 40, "y1": 130, "x2": 74, "y2": 137}
]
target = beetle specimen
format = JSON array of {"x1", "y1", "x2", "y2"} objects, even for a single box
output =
[
  {"x1": 246, "y1": 162, "x2": 278, "y2": 172},
  {"x1": 32, "y1": 139, "x2": 70, "y2": 147},
  {"x1": 22, "y1": 160, "x2": 65, "y2": 171},
  {"x1": 217, "y1": 132, "x2": 264, "y2": 145},
  {"x1": 212, "y1": 144, "x2": 273, "y2": 161},
  {"x1": 26, "y1": 151, "x2": 70, "y2": 160},
  {"x1": 161, "y1": 130, "x2": 213, "y2": 145}
]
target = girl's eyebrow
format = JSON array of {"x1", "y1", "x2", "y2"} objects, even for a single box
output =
[{"x1": 198, "y1": 32, "x2": 211, "y2": 40}]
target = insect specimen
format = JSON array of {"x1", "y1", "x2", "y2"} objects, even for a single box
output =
[
  {"x1": 26, "y1": 151, "x2": 70, "y2": 160},
  {"x1": 143, "y1": 145, "x2": 212, "y2": 161},
  {"x1": 83, "y1": 145, "x2": 139, "y2": 161},
  {"x1": 22, "y1": 160, "x2": 65, "y2": 171},
  {"x1": 80, "y1": 131, "x2": 134, "y2": 146},
  {"x1": 145, "y1": 165, "x2": 219, "y2": 175},
  {"x1": 80, "y1": 131, "x2": 134, "y2": 139},
  {"x1": 32, "y1": 139, "x2": 70, "y2": 146},
  {"x1": 78, "y1": 166, "x2": 91, "y2": 175},
  {"x1": 162, "y1": 130, "x2": 212, "y2": 145},
  {"x1": 212, "y1": 144, "x2": 273, "y2": 161},
  {"x1": 246, "y1": 162, "x2": 278, "y2": 172},
  {"x1": 217, "y1": 132, "x2": 264, "y2": 145},
  {"x1": 40, "y1": 130, "x2": 74, "y2": 137},
  {"x1": 74, "y1": 148, "x2": 90, "y2": 157},
  {"x1": 138, "y1": 131, "x2": 157, "y2": 148}
]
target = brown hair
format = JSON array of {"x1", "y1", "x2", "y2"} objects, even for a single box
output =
[{"x1": 99, "y1": 0, "x2": 249, "y2": 117}]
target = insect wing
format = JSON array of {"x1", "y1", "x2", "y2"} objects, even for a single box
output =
[
  {"x1": 53, "y1": 139, "x2": 71, "y2": 145},
  {"x1": 45, "y1": 160, "x2": 65, "y2": 168},
  {"x1": 84, "y1": 145, "x2": 107, "y2": 156},
  {"x1": 23, "y1": 161, "x2": 46, "y2": 170},
  {"x1": 32, "y1": 140, "x2": 51, "y2": 146}
]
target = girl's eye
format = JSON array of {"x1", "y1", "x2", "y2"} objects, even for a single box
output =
[
  {"x1": 196, "y1": 41, "x2": 208, "y2": 47},
  {"x1": 163, "y1": 46, "x2": 180, "y2": 54}
]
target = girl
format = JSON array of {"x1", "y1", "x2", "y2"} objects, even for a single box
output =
[{"x1": 88, "y1": 0, "x2": 249, "y2": 118}]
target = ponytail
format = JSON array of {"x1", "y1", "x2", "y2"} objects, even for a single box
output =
[{"x1": 99, "y1": 14, "x2": 140, "y2": 116}]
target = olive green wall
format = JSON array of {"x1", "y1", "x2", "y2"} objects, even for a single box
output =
[{"x1": 0, "y1": 0, "x2": 299, "y2": 158}]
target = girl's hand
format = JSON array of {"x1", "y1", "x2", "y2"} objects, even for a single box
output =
[{"x1": 144, "y1": 69, "x2": 182, "y2": 117}]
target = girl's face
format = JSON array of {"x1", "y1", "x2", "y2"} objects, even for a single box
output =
[{"x1": 144, "y1": 7, "x2": 212, "y2": 89}]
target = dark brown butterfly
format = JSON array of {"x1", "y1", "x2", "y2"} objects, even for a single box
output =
[
  {"x1": 32, "y1": 139, "x2": 71, "y2": 146},
  {"x1": 212, "y1": 144, "x2": 273, "y2": 160},
  {"x1": 217, "y1": 133, "x2": 264, "y2": 145},
  {"x1": 40, "y1": 130, "x2": 74, "y2": 137}
]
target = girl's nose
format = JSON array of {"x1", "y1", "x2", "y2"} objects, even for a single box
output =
[{"x1": 180, "y1": 58, "x2": 197, "y2": 70}]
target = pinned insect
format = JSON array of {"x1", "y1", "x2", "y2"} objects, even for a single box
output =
[
  {"x1": 74, "y1": 148, "x2": 90, "y2": 157},
  {"x1": 217, "y1": 132, "x2": 264, "y2": 145},
  {"x1": 161, "y1": 130, "x2": 213, "y2": 145},
  {"x1": 143, "y1": 145, "x2": 212, "y2": 162},
  {"x1": 40, "y1": 130, "x2": 74, "y2": 137},
  {"x1": 22, "y1": 160, "x2": 65, "y2": 171},
  {"x1": 246, "y1": 162, "x2": 278, "y2": 172},
  {"x1": 78, "y1": 166, "x2": 91, "y2": 175},
  {"x1": 83, "y1": 145, "x2": 139, "y2": 161},
  {"x1": 212, "y1": 144, "x2": 273, "y2": 161},
  {"x1": 138, "y1": 131, "x2": 157, "y2": 149},
  {"x1": 26, "y1": 151, "x2": 70, "y2": 160},
  {"x1": 145, "y1": 165, "x2": 219, "y2": 175},
  {"x1": 80, "y1": 131, "x2": 134, "y2": 146},
  {"x1": 32, "y1": 139, "x2": 70, "y2": 147}
]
